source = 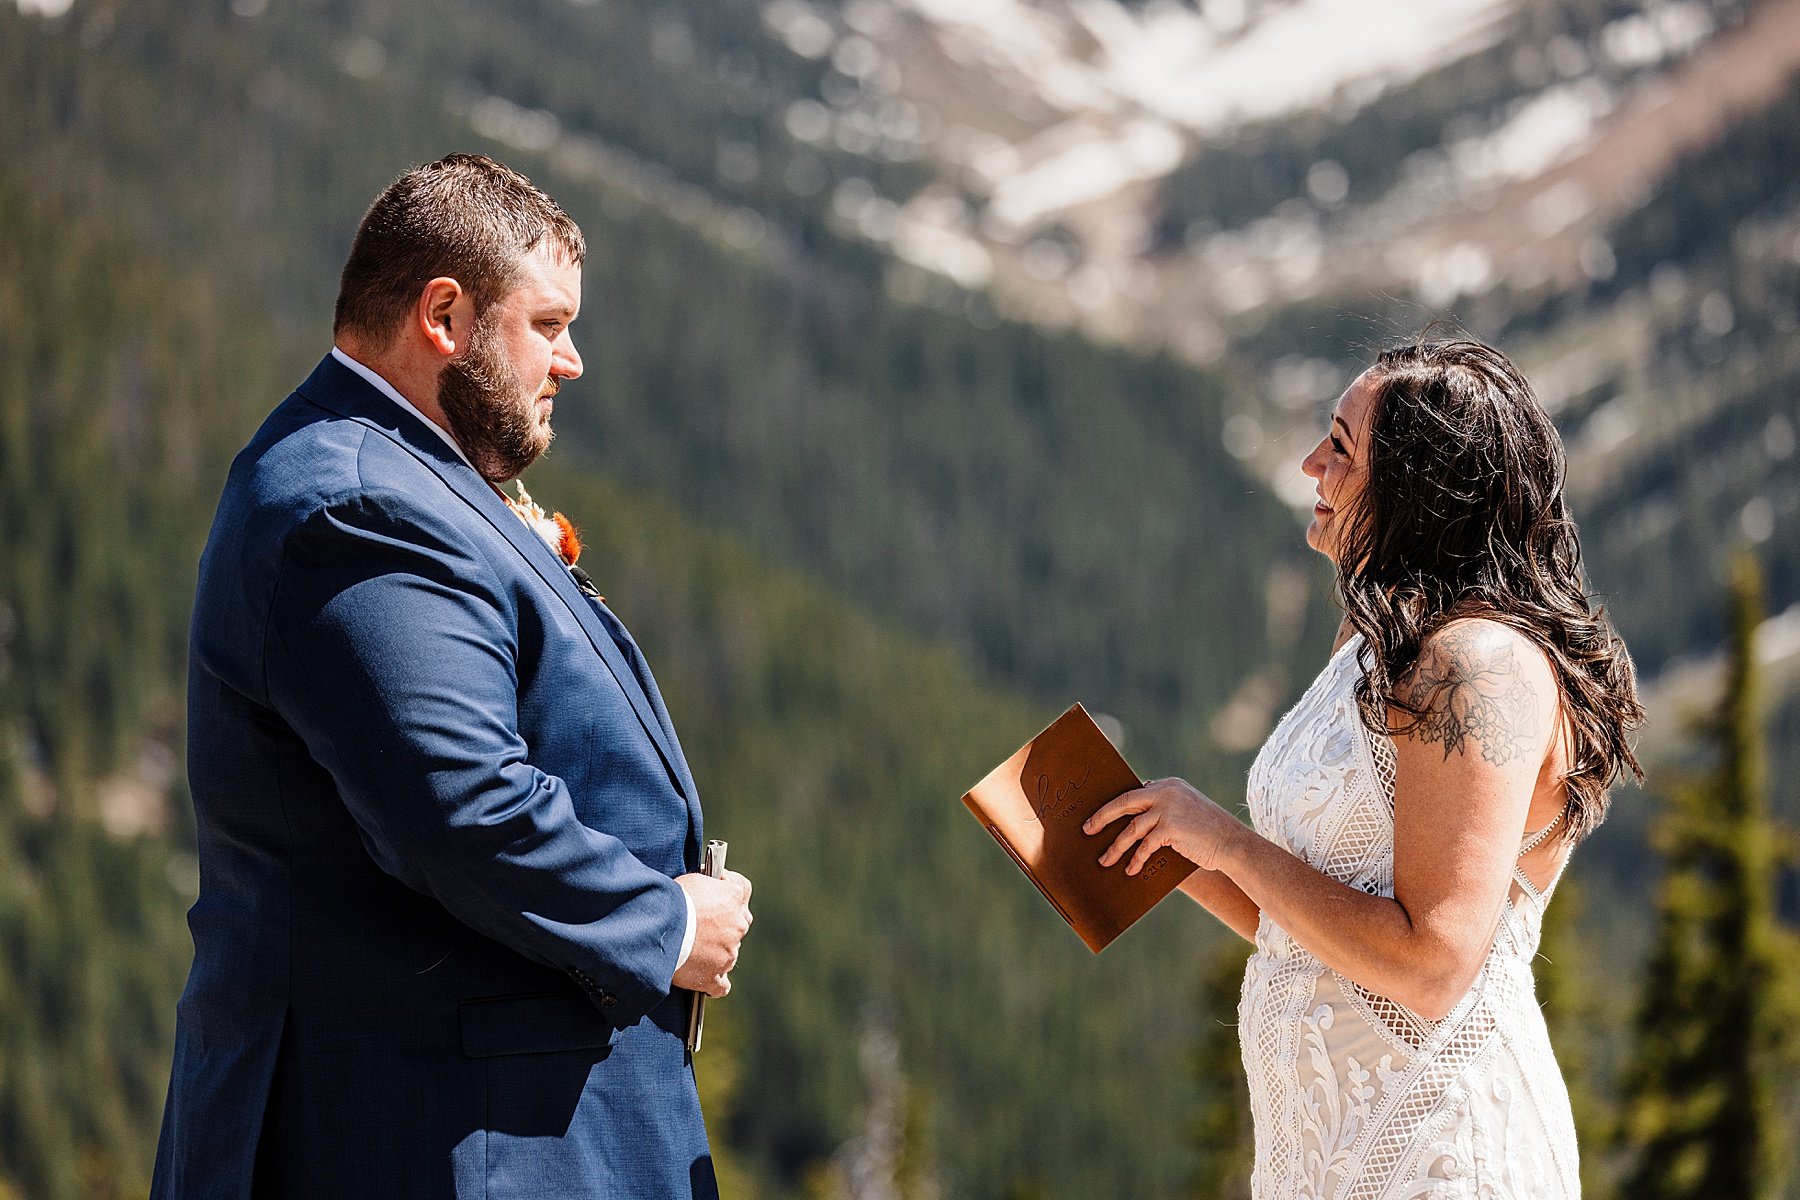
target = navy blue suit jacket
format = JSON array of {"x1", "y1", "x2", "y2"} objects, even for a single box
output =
[{"x1": 151, "y1": 354, "x2": 717, "y2": 1199}]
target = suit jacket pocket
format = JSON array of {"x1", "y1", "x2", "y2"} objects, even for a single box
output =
[{"x1": 459, "y1": 989, "x2": 619, "y2": 1058}]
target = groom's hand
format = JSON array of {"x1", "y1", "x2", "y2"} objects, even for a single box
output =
[{"x1": 673, "y1": 870, "x2": 753, "y2": 997}]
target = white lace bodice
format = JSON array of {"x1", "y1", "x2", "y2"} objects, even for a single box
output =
[{"x1": 1238, "y1": 636, "x2": 1580, "y2": 1200}]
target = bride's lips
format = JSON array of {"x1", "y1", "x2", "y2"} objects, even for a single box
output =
[{"x1": 1314, "y1": 497, "x2": 1334, "y2": 516}]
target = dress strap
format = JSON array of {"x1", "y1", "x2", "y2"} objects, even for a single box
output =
[
  {"x1": 1516, "y1": 806, "x2": 1563, "y2": 860},
  {"x1": 1513, "y1": 803, "x2": 1572, "y2": 909}
]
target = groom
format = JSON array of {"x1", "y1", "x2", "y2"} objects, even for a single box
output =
[{"x1": 151, "y1": 154, "x2": 753, "y2": 1199}]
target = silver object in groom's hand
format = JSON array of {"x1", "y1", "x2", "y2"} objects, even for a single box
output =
[{"x1": 685, "y1": 839, "x2": 728, "y2": 1054}]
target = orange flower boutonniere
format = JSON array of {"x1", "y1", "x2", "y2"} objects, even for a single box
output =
[{"x1": 502, "y1": 481, "x2": 603, "y2": 601}]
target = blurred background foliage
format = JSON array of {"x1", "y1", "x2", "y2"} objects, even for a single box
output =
[{"x1": 0, "y1": 0, "x2": 1796, "y2": 1195}]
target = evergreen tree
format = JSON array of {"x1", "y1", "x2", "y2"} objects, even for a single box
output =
[
  {"x1": 1616, "y1": 552, "x2": 1798, "y2": 1200},
  {"x1": 1189, "y1": 934, "x2": 1253, "y2": 1200}
]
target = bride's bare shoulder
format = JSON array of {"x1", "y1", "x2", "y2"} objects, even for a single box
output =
[{"x1": 1390, "y1": 617, "x2": 1558, "y2": 768}]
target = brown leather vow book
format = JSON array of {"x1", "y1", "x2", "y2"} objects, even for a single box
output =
[{"x1": 962, "y1": 704, "x2": 1197, "y2": 953}]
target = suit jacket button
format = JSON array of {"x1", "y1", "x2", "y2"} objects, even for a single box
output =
[{"x1": 600, "y1": 992, "x2": 617, "y2": 1008}]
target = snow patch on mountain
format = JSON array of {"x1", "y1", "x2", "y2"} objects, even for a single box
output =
[
  {"x1": 984, "y1": 117, "x2": 1184, "y2": 233},
  {"x1": 857, "y1": 0, "x2": 1521, "y2": 277},
  {"x1": 897, "y1": 0, "x2": 1516, "y2": 135}
]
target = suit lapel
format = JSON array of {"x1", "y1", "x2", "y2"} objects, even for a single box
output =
[
  {"x1": 585, "y1": 601, "x2": 703, "y2": 859},
  {"x1": 297, "y1": 356, "x2": 695, "y2": 805}
]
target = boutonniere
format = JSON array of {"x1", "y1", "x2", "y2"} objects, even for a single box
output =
[{"x1": 501, "y1": 481, "x2": 604, "y2": 601}]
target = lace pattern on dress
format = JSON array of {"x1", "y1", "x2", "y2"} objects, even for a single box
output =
[{"x1": 1238, "y1": 635, "x2": 1581, "y2": 1200}]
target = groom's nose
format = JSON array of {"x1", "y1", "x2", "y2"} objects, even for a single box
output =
[{"x1": 552, "y1": 336, "x2": 583, "y2": 381}]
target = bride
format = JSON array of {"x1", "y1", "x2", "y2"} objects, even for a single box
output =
[{"x1": 1090, "y1": 339, "x2": 1643, "y2": 1198}]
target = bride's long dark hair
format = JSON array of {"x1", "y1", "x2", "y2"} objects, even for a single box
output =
[{"x1": 1335, "y1": 338, "x2": 1643, "y2": 843}]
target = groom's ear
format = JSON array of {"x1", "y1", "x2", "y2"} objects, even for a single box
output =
[{"x1": 417, "y1": 277, "x2": 471, "y2": 359}]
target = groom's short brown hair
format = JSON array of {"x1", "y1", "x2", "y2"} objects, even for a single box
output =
[{"x1": 333, "y1": 153, "x2": 585, "y2": 347}]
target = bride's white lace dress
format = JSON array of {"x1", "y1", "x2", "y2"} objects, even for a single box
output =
[{"x1": 1239, "y1": 635, "x2": 1580, "y2": 1199}]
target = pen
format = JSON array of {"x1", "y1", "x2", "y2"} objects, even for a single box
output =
[{"x1": 685, "y1": 839, "x2": 728, "y2": 1054}]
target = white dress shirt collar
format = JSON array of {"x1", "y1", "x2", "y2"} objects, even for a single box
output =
[{"x1": 330, "y1": 346, "x2": 477, "y2": 474}]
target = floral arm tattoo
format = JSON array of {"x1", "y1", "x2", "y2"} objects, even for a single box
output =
[{"x1": 1394, "y1": 628, "x2": 1538, "y2": 766}]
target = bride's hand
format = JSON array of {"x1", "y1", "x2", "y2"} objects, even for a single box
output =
[{"x1": 1085, "y1": 778, "x2": 1245, "y2": 875}]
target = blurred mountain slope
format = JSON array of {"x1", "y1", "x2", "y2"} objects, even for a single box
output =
[
  {"x1": 829, "y1": 0, "x2": 1799, "y2": 675},
  {"x1": 766, "y1": 0, "x2": 1800, "y2": 822}
]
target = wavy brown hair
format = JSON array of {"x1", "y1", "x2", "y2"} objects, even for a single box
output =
[{"x1": 1334, "y1": 338, "x2": 1643, "y2": 842}]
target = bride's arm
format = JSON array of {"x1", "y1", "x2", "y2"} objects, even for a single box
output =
[
  {"x1": 1089, "y1": 620, "x2": 1557, "y2": 1020},
  {"x1": 1177, "y1": 870, "x2": 1260, "y2": 943}
]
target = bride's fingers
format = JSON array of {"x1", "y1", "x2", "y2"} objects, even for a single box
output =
[
  {"x1": 1100, "y1": 811, "x2": 1159, "y2": 867},
  {"x1": 1085, "y1": 789, "x2": 1151, "y2": 835},
  {"x1": 1126, "y1": 834, "x2": 1169, "y2": 876}
]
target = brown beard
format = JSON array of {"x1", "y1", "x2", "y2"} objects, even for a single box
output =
[{"x1": 436, "y1": 312, "x2": 554, "y2": 483}]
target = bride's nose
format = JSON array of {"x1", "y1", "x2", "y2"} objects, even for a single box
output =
[{"x1": 1301, "y1": 441, "x2": 1328, "y2": 480}]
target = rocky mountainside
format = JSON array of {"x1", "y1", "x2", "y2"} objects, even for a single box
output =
[{"x1": 760, "y1": 0, "x2": 1800, "y2": 799}]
